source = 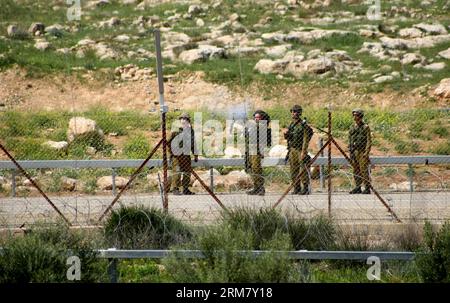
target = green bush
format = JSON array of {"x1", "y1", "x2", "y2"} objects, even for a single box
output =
[
  {"x1": 416, "y1": 221, "x2": 450, "y2": 282},
  {"x1": 0, "y1": 223, "x2": 106, "y2": 282},
  {"x1": 222, "y1": 208, "x2": 336, "y2": 250},
  {"x1": 163, "y1": 225, "x2": 301, "y2": 283},
  {"x1": 432, "y1": 141, "x2": 450, "y2": 155},
  {"x1": 123, "y1": 134, "x2": 151, "y2": 159},
  {"x1": 104, "y1": 206, "x2": 192, "y2": 249}
]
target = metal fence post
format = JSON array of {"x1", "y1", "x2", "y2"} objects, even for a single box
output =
[
  {"x1": 112, "y1": 168, "x2": 117, "y2": 196},
  {"x1": 11, "y1": 169, "x2": 16, "y2": 197},
  {"x1": 210, "y1": 167, "x2": 214, "y2": 193},
  {"x1": 318, "y1": 138, "x2": 324, "y2": 191},
  {"x1": 107, "y1": 258, "x2": 118, "y2": 283},
  {"x1": 408, "y1": 164, "x2": 414, "y2": 193}
]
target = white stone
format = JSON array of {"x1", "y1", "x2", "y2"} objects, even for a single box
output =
[
  {"x1": 43, "y1": 141, "x2": 68, "y2": 151},
  {"x1": 67, "y1": 117, "x2": 104, "y2": 142},
  {"x1": 261, "y1": 31, "x2": 286, "y2": 43},
  {"x1": 188, "y1": 5, "x2": 202, "y2": 15},
  {"x1": 224, "y1": 146, "x2": 242, "y2": 158},
  {"x1": 269, "y1": 145, "x2": 288, "y2": 158},
  {"x1": 97, "y1": 176, "x2": 129, "y2": 190},
  {"x1": 223, "y1": 170, "x2": 252, "y2": 190},
  {"x1": 434, "y1": 78, "x2": 450, "y2": 98},
  {"x1": 285, "y1": 57, "x2": 335, "y2": 77},
  {"x1": 389, "y1": 181, "x2": 417, "y2": 191},
  {"x1": 254, "y1": 59, "x2": 289, "y2": 74},
  {"x1": 438, "y1": 48, "x2": 450, "y2": 59},
  {"x1": 421, "y1": 62, "x2": 446, "y2": 71},
  {"x1": 196, "y1": 18, "x2": 205, "y2": 27},
  {"x1": 401, "y1": 53, "x2": 425, "y2": 65},
  {"x1": 265, "y1": 44, "x2": 292, "y2": 58},
  {"x1": 398, "y1": 28, "x2": 423, "y2": 39},
  {"x1": 34, "y1": 40, "x2": 51, "y2": 51},
  {"x1": 114, "y1": 34, "x2": 130, "y2": 43},
  {"x1": 61, "y1": 177, "x2": 77, "y2": 191},
  {"x1": 374, "y1": 75, "x2": 394, "y2": 83},
  {"x1": 414, "y1": 23, "x2": 448, "y2": 35}
]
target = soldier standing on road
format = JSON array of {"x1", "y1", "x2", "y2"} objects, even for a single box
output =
[
  {"x1": 168, "y1": 113, "x2": 198, "y2": 195},
  {"x1": 284, "y1": 105, "x2": 313, "y2": 195},
  {"x1": 348, "y1": 108, "x2": 372, "y2": 194},
  {"x1": 246, "y1": 110, "x2": 271, "y2": 196}
]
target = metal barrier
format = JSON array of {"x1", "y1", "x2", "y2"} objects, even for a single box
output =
[
  {"x1": 97, "y1": 249, "x2": 416, "y2": 283},
  {"x1": 1, "y1": 156, "x2": 448, "y2": 196}
]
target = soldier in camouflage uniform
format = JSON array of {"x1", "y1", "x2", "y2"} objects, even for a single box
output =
[
  {"x1": 168, "y1": 113, "x2": 198, "y2": 195},
  {"x1": 348, "y1": 108, "x2": 372, "y2": 194},
  {"x1": 246, "y1": 111, "x2": 271, "y2": 196},
  {"x1": 284, "y1": 105, "x2": 313, "y2": 195}
]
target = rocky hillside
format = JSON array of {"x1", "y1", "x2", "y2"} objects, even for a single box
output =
[{"x1": 0, "y1": 0, "x2": 449, "y2": 111}]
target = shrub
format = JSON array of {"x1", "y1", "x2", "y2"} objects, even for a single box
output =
[
  {"x1": 0, "y1": 223, "x2": 106, "y2": 282},
  {"x1": 103, "y1": 206, "x2": 192, "y2": 249},
  {"x1": 163, "y1": 225, "x2": 301, "y2": 283},
  {"x1": 416, "y1": 221, "x2": 450, "y2": 282},
  {"x1": 123, "y1": 134, "x2": 151, "y2": 159},
  {"x1": 432, "y1": 141, "x2": 450, "y2": 155}
]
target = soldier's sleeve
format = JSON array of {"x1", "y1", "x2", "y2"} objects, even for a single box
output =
[
  {"x1": 364, "y1": 125, "x2": 372, "y2": 156},
  {"x1": 301, "y1": 124, "x2": 309, "y2": 153}
]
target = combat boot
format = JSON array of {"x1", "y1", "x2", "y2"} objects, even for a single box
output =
[
  {"x1": 255, "y1": 187, "x2": 265, "y2": 196},
  {"x1": 300, "y1": 185, "x2": 310, "y2": 195},
  {"x1": 362, "y1": 187, "x2": 371, "y2": 194},
  {"x1": 182, "y1": 188, "x2": 196, "y2": 195},
  {"x1": 349, "y1": 187, "x2": 362, "y2": 194},
  {"x1": 292, "y1": 185, "x2": 302, "y2": 195}
]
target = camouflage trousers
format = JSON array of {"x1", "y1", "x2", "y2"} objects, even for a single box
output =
[
  {"x1": 352, "y1": 150, "x2": 371, "y2": 188},
  {"x1": 249, "y1": 155, "x2": 264, "y2": 189},
  {"x1": 289, "y1": 148, "x2": 310, "y2": 188},
  {"x1": 171, "y1": 155, "x2": 192, "y2": 190}
]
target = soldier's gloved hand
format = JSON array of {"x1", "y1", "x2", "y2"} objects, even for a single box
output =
[{"x1": 194, "y1": 155, "x2": 199, "y2": 162}]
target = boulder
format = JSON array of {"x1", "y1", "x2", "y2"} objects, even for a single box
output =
[
  {"x1": 373, "y1": 75, "x2": 394, "y2": 83},
  {"x1": 420, "y1": 62, "x2": 446, "y2": 71},
  {"x1": 178, "y1": 49, "x2": 208, "y2": 64},
  {"x1": 401, "y1": 53, "x2": 425, "y2": 65},
  {"x1": 261, "y1": 31, "x2": 286, "y2": 43},
  {"x1": 188, "y1": 5, "x2": 202, "y2": 15},
  {"x1": 28, "y1": 22, "x2": 45, "y2": 35},
  {"x1": 224, "y1": 146, "x2": 243, "y2": 158},
  {"x1": 45, "y1": 24, "x2": 64, "y2": 37},
  {"x1": 114, "y1": 34, "x2": 130, "y2": 43},
  {"x1": 61, "y1": 177, "x2": 77, "y2": 191},
  {"x1": 34, "y1": 40, "x2": 51, "y2": 51},
  {"x1": 43, "y1": 141, "x2": 68, "y2": 151},
  {"x1": 414, "y1": 23, "x2": 448, "y2": 35},
  {"x1": 254, "y1": 59, "x2": 289, "y2": 74},
  {"x1": 398, "y1": 28, "x2": 423, "y2": 39},
  {"x1": 268, "y1": 145, "x2": 288, "y2": 158},
  {"x1": 434, "y1": 78, "x2": 450, "y2": 98},
  {"x1": 97, "y1": 176, "x2": 128, "y2": 190},
  {"x1": 67, "y1": 117, "x2": 104, "y2": 142},
  {"x1": 223, "y1": 170, "x2": 252, "y2": 190},
  {"x1": 438, "y1": 48, "x2": 450, "y2": 59},
  {"x1": 265, "y1": 44, "x2": 292, "y2": 58},
  {"x1": 285, "y1": 57, "x2": 335, "y2": 77}
]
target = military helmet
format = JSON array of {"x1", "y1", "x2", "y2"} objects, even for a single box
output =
[
  {"x1": 352, "y1": 108, "x2": 364, "y2": 117},
  {"x1": 179, "y1": 112, "x2": 191, "y2": 121},
  {"x1": 290, "y1": 105, "x2": 302, "y2": 113}
]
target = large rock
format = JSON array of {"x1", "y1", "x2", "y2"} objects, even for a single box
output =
[
  {"x1": 94, "y1": 42, "x2": 119, "y2": 60},
  {"x1": 43, "y1": 141, "x2": 68, "y2": 151},
  {"x1": 7, "y1": 25, "x2": 27, "y2": 39},
  {"x1": 420, "y1": 62, "x2": 446, "y2": 71},
  {"x1": 285, "y1": 57, "x2": 335, "y2": 77},
  {"x1": 67, "y1": 117, "x2": 104, "y2": 142},
  {"x1": 97, "y1": 176, "x2": 128, "y2": 190},
  {"x1": 224, "y1": 146, "x2": 242, "y2": 158},
  {"x1": 373, "y1": 75, "x2": 394, "y2": 83},
  {"x1": 265, "y1": 44, "x2": 292, "y2": 58},
  {"x1": 401, "y1": 53, "x2": 425, "y2": 65},
  {"x1": 286, "y1": 29, "x2": 353, "y2": 44},
  {"x1": 254, "y1": 59, "x2": 289, "y2": 74},
  {"x1": 178, "y1": 45, "x2": 225, "y2": 64},
  {"x1": 114, "y1": 34, "x2": 130, "y2": 43},
  {"x1": 223, "y1": 170, "x2": 252, "y2": 190},
  {"x1": 34, "y1": 40, "x2": 51, "y2": 51},
  {"x1": 414, "y1": 23, "x2": 448, "y2": 35},
  {"x1": 61, "y1": 177, "x2": 77, "y2": 191},
  {"x1": 261, "y1": 31, "x2": 287, "y2": 43},
  {"x1": 28, "y1": 22, "x2": 45, "y2": 35},
  {"x1": 438, "y1": 48, "x2": 450, "y2": 59},
  {"x1": 165, "y1": 32, "x2": 191, "y2": 45},
  {"x1": 398, "y1": 28, "x2": 423, "y2": 39},
  {"x1": 45, "y1": 24, "x2": 64, "y2": 37},
  {"x1": 434, "y1": 78, "x2": 450, "y2": 98},
  {"x1": 188, "y1": 5, "x2": 203, "y2": 15},
  {"x1": 268, "y1": 145, "x2": 288, "y2": 158}
]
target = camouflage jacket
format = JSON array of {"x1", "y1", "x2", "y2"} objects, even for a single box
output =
[
  {"x1": 348, "y1": 122, "x2": 372, "y2": 154},
  {"x1": 285, "y1": 118, "x2": 312, "y2": 151}
]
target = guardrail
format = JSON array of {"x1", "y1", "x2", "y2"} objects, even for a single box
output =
[
  {"x1": 0, "y1": 156, "x2": 448, "y2": 197},
  {"x1": 97, "y1": 249, "x2": 416, "y2": 283}
]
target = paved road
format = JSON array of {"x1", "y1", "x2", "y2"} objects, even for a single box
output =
[{"x1": 1, "y1": 191, "x2": 449, "y2": 227}]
